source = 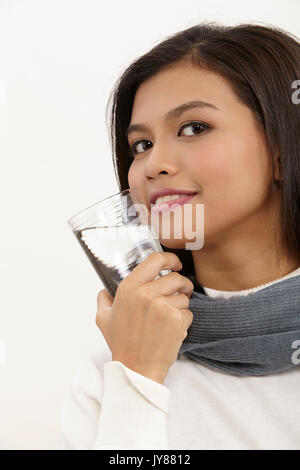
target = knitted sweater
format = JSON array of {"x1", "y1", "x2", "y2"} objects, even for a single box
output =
[{"x1": 61, "y1": 267, "x2": 300, "y2": 450}]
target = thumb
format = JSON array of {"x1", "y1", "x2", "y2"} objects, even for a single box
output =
[
  {"x1": 97, "y1": 288, "x2": 114, "y2": 310},
  {"x1": 96, "y1": 288, "x2": 113, "y2": 333}
]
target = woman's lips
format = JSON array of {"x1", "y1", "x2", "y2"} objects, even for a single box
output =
[{"x1": 151, "y1": 193, "x2": 198, "y2": 213}]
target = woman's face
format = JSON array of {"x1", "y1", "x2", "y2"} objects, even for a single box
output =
[{"x1": 127, "y1": 61, "x2": 275, "y2": 250}]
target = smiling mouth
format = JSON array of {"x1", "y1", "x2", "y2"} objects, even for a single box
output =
[{"x1": 151, "y1": 193, "x2": 198, "y2": 213}]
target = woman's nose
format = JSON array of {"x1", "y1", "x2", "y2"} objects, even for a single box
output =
[{"x1": 144, "y1": 142, "x2": 179, "y2": 179}]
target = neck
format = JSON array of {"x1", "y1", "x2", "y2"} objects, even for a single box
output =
[{"x1": 191, "y1": 232, "x2": 299, "y2": 293}]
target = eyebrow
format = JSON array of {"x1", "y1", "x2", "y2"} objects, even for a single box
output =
[{"x1": 125, "y1": 100, "x2": 220, "y2": 138}]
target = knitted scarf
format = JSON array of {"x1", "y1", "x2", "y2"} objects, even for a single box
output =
[{"x1": 179, "y1": 274, "x2": 300, "y2": 376}]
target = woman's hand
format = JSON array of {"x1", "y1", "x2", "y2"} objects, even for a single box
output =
[{"x1": 96, "y1": 252, "x2": 194, "y2": 384}]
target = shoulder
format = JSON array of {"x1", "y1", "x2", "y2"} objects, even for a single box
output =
[
  {"x1": 60, "y1": 345, "x2": 113, "y2": 449},
  {"x1": 70, "y1": 345, "x2": 112, "y2": 400},
  {"x1": 84, "y1": 344, "x2": 113, "y2": 375}
]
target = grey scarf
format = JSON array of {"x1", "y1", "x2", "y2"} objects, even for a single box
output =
[{"x1": 179, "y1": 274, "x2": 300, "y2": 376}]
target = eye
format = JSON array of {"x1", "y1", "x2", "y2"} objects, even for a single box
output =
[
  {"x1": 129, "y1": 121, "x2": 210, "y2": 157},
  {"x1": 178, "y1": 121, "x2": 210, "y2": 137},
  {"x1": 129, "y1": 139, "x2": 153, "y2": 157}
]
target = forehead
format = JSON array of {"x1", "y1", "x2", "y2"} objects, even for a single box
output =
[{"x1": 130, "y1": 62, "x2": 240, "y2": 121}]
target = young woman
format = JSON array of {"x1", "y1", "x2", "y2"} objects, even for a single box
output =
[{"x1": 61, "y1": 22, "x2": 300, "y2": 450}]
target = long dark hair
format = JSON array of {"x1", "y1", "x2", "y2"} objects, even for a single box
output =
[{"x1": 105, "y1": 21, "x2": 300, "y2": 279}]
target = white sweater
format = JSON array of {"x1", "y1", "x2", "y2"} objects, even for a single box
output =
[{"x1": 61, "y1": 267, "x2": 300, "y2": 450}]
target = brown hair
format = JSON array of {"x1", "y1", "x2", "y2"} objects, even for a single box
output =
[{"x1": 105, "y1": 21, "x2": 300, "y2": 279}]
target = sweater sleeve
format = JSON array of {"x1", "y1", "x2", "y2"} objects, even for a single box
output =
[{"x1": 60, "y1": 349, "x2": 170, "y2": 450}]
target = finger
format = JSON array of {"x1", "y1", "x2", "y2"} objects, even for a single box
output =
[
  {"x1": 96, "y1": 289, "x2": 113, "y2": 331},
  {"x1": 181, "y1": 308, "x2": 194, "y2": 332},
  {"x1": 127, "y1": 252, "x2": 182, "y2": 285},
  {"x1": 164, "y1": 293, "x2": 190, "y2": 309},
  {"x1": 149, "y1": 271, "x2": 194, "y2": 297}
]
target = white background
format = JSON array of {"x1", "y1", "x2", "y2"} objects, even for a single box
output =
[{"x1": 0, "y1": 0, "x2": 299, "y2": 450}]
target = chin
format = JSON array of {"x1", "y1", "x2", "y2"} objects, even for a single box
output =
[
  {"x1": 159, "y1": 234, "x2": 202, "y2": 250},
  {"x1": 150, "y1": 218, "x2": 199, "y2": 248},
  {"x1": 159, "y1": 238, "x2": 187, "y2": 250}
]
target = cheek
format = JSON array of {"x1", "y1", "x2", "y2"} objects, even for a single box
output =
[
  {"x1": 190, "y1": 136, "x2": 272, "y2": 218},
  {"x1": 127, "y1": 163, "x2": 141, "y2": 189}
]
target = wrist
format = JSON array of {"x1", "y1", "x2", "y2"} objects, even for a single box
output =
[{"x1": 112, "y1": 358, "x2": 167, "y2": 384}]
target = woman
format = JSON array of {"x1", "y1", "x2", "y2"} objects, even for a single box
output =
[{"x1": 61, "y1": 22, "x2": 300, "y2": 450}]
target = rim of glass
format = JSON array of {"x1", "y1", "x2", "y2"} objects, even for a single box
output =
[{"x1": 67, "y1": 188, "x2": 140, "y2": 231}]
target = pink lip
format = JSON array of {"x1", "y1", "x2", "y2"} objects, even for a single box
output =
[
  {"x1": 149, "y1": 188, "x2": 198, "y2": 205},
  {"x1": 151, "y1": 193, "x2": 197, "y2": 213}
]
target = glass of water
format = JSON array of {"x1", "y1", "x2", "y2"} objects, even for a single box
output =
[{"x1": 67, "y1": 188, "x2": 171, "y2": 298}]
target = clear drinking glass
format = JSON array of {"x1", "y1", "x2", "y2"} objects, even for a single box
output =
[{"x1": 67, "y1": 188, "x2": 171, "y2": 298}]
